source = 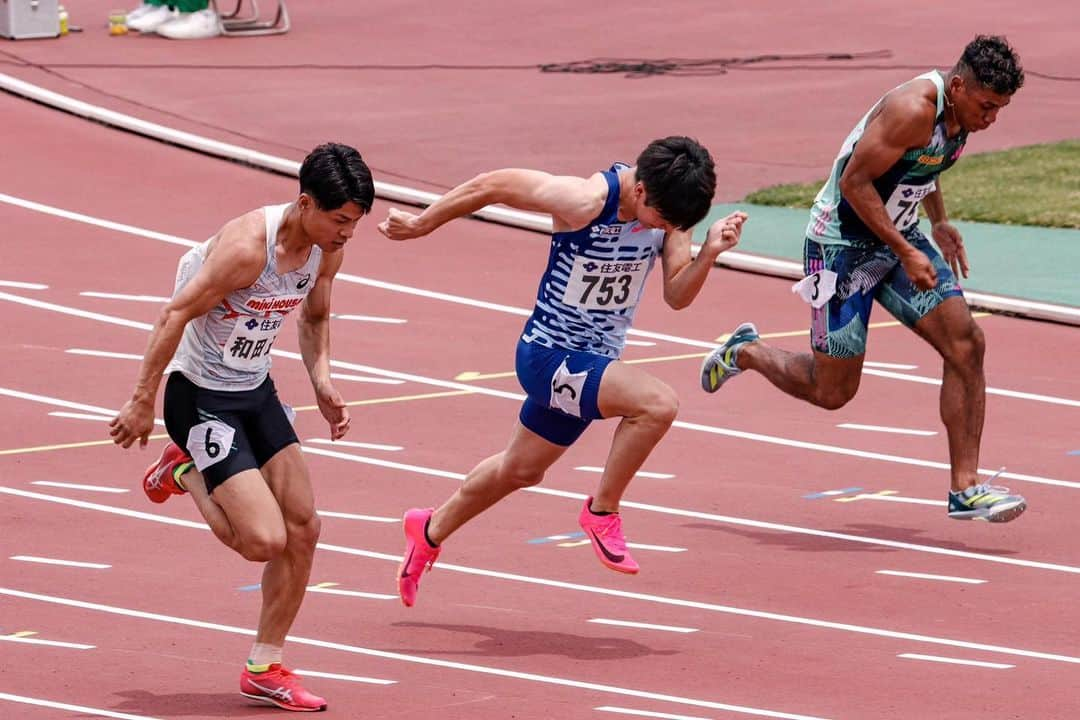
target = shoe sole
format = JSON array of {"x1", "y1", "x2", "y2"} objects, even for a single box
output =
[
  {"x1": 948, "y1": 500, "x2": 1027, "y2": 523},
  {"x1": 699, "y1": 323, "x2": 758, "y2": 393},
  {"x1": 241, "y1": 691, "x2": 326, "y2": 712}
]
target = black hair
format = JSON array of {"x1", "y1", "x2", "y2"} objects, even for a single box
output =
[
  {"x1": 299, "y1": 143, "x2": 375, "y2": 213},
  {"x1": 635, "y1": 136, "x2": 716, "y2": 231},
  {"x1": 955, "y1": 35, "x2": 1024, "y2": 95}
]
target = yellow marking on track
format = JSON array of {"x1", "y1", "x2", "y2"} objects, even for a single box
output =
[
  {"x1": 556, "y1": 540, "x2": 591, "y2": 548},
  {"x1": 835, "y1": 490, "x2": 899, "y2": 503},
  {"x1": 2, "y1": 390, "x2": 475, "y2": 458},
  {"x1": 9, "y1": 631, "x2": 37, "y2": 638},
  {"x1": 310, "y1": 582, "x2": 339, "y2": 589},
  {"x1": 455, "y1": 313, "x2": 992, "y2": 382}
]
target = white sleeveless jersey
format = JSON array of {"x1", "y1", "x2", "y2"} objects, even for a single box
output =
[{"x1": 165, "y1": 203, "x2": 322, "y2": 391}]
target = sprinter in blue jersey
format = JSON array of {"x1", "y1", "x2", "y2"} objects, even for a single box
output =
[
  {"x1": 701, "y1": 36, "x2": 1027, "y2": 523},
  {"x1": 379, "y1": 137, "x2": 746, "y2": 605}
]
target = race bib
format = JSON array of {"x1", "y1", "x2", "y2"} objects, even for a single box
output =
[
  {"x1": 792, "y1": 269, "x2": 838, "y2": 308},
  {"x1": 562, "y1": 256, "x2": 648, "y2": 311},
  {"x1": 884, "y1": 181, "x2": 936, "y2": 231},
  {"x1": 186, "y1": 419, "x2": 235, "y2": 471},
  {"x1": 549, "y1": 357, "x2": 588, "y2": 418},
  {"x1": 223, "y1": 315, "x2": 284, "y2": 370}
]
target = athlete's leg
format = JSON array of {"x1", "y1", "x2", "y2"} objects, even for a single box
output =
[
  {"x1": 910, "y1": 297, "x2": 985, "y2": 492},
  {"x1": 590, "y1": 362, "x2": 678, "y2": 511},
  {"x1": 247, "y1": 444, "x2": 319, "y2": 648},
  {"x1": 427, "y1": 422, "x2": 568, "y2": 544},
  {"x1": 737, "y1": 344, "x2": 864, "y2": 410}
]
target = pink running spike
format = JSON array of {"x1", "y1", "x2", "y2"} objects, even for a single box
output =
[
  {"x1": 578, "y1": 496, "x2": 639, "y2": 574},
  {"x1": 398, "y1": 508, "x2": 441, "y2": 607}
]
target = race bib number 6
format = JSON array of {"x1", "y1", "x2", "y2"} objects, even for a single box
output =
[
  {"x1": 185, "y1": 420, "x2": 235, "y2": 471},
  {"x1": 884, "y1": 181, "x2": 936, "y2": 232},
  {"x1": 562, "y1": 256, "x2": 648, "y2": 311}
]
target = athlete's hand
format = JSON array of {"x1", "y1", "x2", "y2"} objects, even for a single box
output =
[
  {"x1": 702, "y1": 211, "x2": 748, "y2": 259},
  {"x1": 900, "y1": 248, "x2": 938, "y2": 291},
  {"x1": 932, "y1": 221, "x2": 969, "y2": 279},
  {"x1": 315, "y1": 381, "x2": 350, "y2": 440},
  {"x1": 109, "y1": 398, "x2": 155, "y2": 449},
  {"x1": 378, "y1": 208, "x2": 425, "y2": 241}
]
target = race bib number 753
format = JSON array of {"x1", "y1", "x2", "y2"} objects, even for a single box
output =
[{"x1": 562, "y1": 256, "x2": 648, "y2": 311}]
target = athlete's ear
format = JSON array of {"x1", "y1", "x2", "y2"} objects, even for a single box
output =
[{"x1": 297, "y1": 193, "x2": 313, "y2": 213}]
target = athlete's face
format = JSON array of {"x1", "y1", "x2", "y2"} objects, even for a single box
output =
[
  {"x1": 301, "y1": 196, "x2": 365, "y2": 251},
  {"x1": 950, "y1": 75, "x2": 1012, "y2": 133},
  {"x1": 633, "y1": 183, "x2": 675, "y2": 234}
]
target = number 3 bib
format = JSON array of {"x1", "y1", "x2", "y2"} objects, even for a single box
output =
[{"x1": 562, "y1": 255, "x2": 648, "y2": 311}]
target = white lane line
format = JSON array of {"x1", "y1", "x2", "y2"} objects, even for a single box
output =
[
  {"x1": 291, "y1": 668, "x2": 396, "y2": 685},
  {"x1": 626, "y1": 543, "x2": 687, "y2": 553},
  {"x1": 876, "y1": 570, "x2": 986, "y2": 585},
  {"x1": 307, "y1": 438, "x2": 403, "y2": 452},
  {"x1": 0, "y1": 634, "x2": 95, "y2": 649},
  {"x1": 0, "y1": 291, "x2": 1075, "y2": 491},
  {"x1": 32, "y1": 480, "x2": 128, "y2": 494},
  {"x1": 10, "y1": 555, "x2": 110, "y2": 569},
  {"x1": 898, "y1": 653, "x2": 1014, "y2": 669},
  {"x1": 4, "y1": 487, "x2": 1079, "y2": 667},
  {"x1": 625, "y1": 340, "x2": 657, "y2": 347},
  {"x1": 0, "y1": 385, "x2": 165, "y2": 426},
  {"x1": 862, "y1": 361, "x2": 918, "y2": 370},
  {"x1": 316, "y1": 510, "x2": 398, "y2": 523},
  {"x1": 589, "y1": 619, "x2": 698, "y2": 634},
  {"x1": 67, "y1": 348, "x2": 143, "y2": 360},
  {"x1": 0, "y1": 587, "x2": 831, "y2": 720},
  {"x1": 0, "y1": 280, "x2": 47, "y2": 290},
  {"x1": 331, "y1": 313, "x2": 407, "y2": 324},
  {"x1": 329, "y1": 372, "x2": 405, "y2": 385},
  {"x1": 298, "y1": 445, "x2": 1080, "y2": 576},
  {"x1": 306, "y1": 586, "x2": 397, "y2": 600},
  {"x1": 837, "y1": 423, "x2": 936, "y2": 436},
  {"x1": 49, "y1": 411, "x2": 115, "y2": 422},
  {"x1": 4, "y1": 196, "x2": 1078, "y2": 402},
  {"x1": 862, "y1": 367, "x2": 1080, "y2": 408},
  {"x1": 838, "y1": 493, "x2": 945, "y2": 507},
  {"x1": 576, "y1": 466, "x2": 675, "y2": 479},
  {"x1": 80, "y1": 291, "x2": 170, "y2": 303},
  {"x1": 0, "y1": 692, "x2": 161, "y2": 720},
  {"x1": 597, "y1": 707, "x2": 711, "y2": 720}
]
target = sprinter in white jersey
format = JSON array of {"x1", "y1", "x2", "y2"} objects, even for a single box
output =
[
  {"x1": 701, "y1": 36, "x2": 1028, "y2": 523},
  {"x1": 378, "y1": 137, "x2": 747, "y2": 607},
  {"x1": 109, "y1": 143, "x2": 374, "y2": 712}
]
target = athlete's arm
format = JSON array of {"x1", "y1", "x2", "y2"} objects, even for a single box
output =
[
  {"x1": 298, "y1": 249, "x2": 350, "y2": 440},
  {"x1": 923, "y1": 180, "x2": 969, "y2": 279},
  {"x1": 109, "y1": 218, "x2": 264, "y2": 449},
  {"x1": 660, "y1": 212, "x2": 747, "y2": 309},
  {"x1": 839, "y1": 90, "x2": 939, "y2": 290},
  {"x1": 377, "y1": 169, "x2": 607, "y2": 239}
]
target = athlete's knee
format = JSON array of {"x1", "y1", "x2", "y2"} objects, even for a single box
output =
[
  {"x1": 949, "y1": 322, "x2": 986, "y2": 371},
  {"x1": 234, "y1": 527, "x2": 288, "y2": 562},
  {"x1": 497, "y1": 456, "x2": 547, "y2": 489},
  {"x1": 637, "y1": 382, "x2": 679, "y2": 428},
  {"x1": 812, "y1": 377, "x2": 859, "y2": 410},
  {"x1": 287, "y1": 512, "x2": 322, "y2": 553}
]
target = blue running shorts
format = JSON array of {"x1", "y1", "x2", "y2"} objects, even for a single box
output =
[
  {"x1": 515, "y1": 339, "x2": 614, "y2": 446},
  {"x1": 805, "y1": 231, "x2": 964, "y2": 358}
]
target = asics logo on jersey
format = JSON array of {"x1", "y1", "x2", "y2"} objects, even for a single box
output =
[{"x1": 296, "y1": 274, "x2": 311, "y2": 290}]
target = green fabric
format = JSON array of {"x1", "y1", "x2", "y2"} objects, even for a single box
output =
[{"x1": 170, "y1": 0, "x2": 209, "y2": 11}]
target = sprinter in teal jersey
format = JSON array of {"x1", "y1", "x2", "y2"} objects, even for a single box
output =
[{"x1": 701, "y1": 36, "x2": 1028, "y2": 523}]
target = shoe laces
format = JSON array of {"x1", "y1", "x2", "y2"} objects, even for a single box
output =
[
  {"x1": 591, "y1": 513, "x2": 628, "y2": 553},
  {"x1": 965, "y1": 468, "x2": 1012, "y2": 499}
]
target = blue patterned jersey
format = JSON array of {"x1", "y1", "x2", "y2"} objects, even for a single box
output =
[{"x1": 521, "y1": 164, "x2": 665, "y2": 358}]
